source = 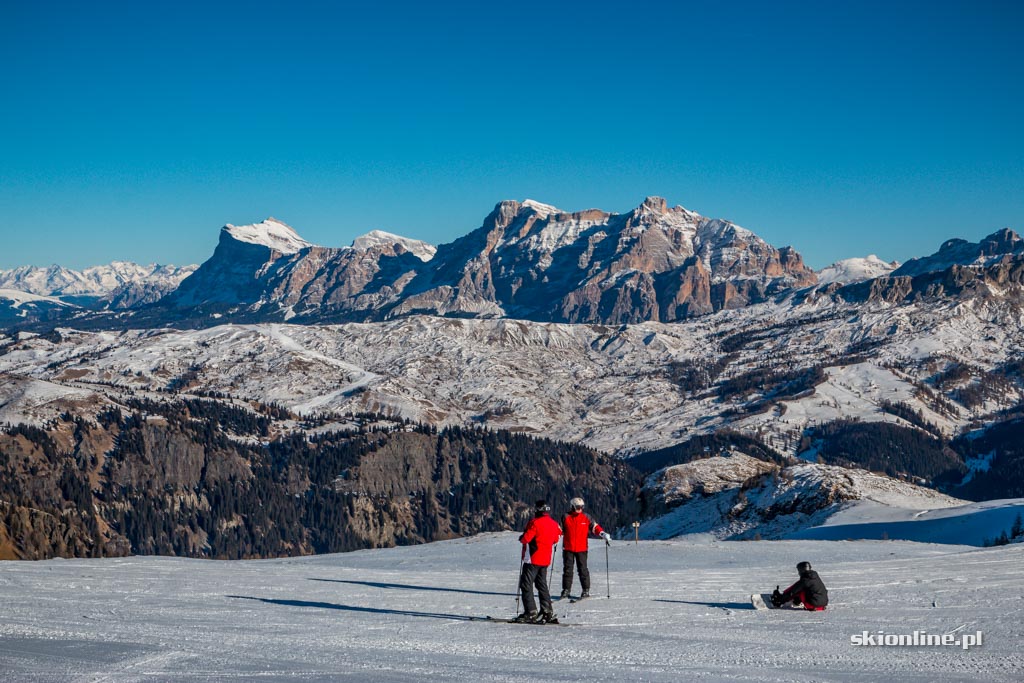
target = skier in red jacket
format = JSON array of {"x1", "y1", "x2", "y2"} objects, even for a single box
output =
[
  {"x1": 516, "y1": 499, "x2": 563, "y2": 623},
  {"x1": 559, "y1": 497, "x2": 610, "y2": 600}
]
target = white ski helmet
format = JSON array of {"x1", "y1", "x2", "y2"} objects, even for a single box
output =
[{"x1": 570, "y1": 497, "x2": 585, "y2": 510}]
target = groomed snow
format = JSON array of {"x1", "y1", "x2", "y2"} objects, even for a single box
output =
[
  {"x1": 791, "y1": 498, "x2": 1024, "y2": 545},
  {"x1": 1, "y1": 534, "x2": 1020, "y2": 681}
]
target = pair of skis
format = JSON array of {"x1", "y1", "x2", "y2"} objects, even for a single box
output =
[{"x1": 471, "y1": 615, "x2": 570, "y2": 626}]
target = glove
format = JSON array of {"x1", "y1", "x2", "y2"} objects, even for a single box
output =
[{"x1": 600, "y1": 532, "x2": 611, "y2": 544}]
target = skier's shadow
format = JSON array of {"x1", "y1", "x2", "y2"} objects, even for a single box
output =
[
  {"x1": 654, "y1": 599, "x2": 755, "y2": 610},
  {"x1": 227, "y1": 595, "x2": 476, "y2": 621},
  {"x1": 309, "y1": 578, "x2": 515, "y2": 597}
]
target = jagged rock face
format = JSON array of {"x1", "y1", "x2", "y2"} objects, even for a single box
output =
[
  {"x1": 403, "y1": 197, "x2": 817, "y2": 324},
  {"x1": 836, "y1": 255, "x2": 1024, "y2": 306},
  {"x1": 163, "y1": 224, "x2": 304, "y2": 309},
  {"x1": 893, "y1": 228, "x2": 1024, "y2": 278},
  {"x1": 146, "y1": 198, "x2": 817, "y2": 326}
]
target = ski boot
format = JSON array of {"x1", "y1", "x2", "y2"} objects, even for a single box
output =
[
  {"x1": 537, "y1": 610, "x2": 559, "y2": 624},
  {"x1": 558, "y1": 589, "x2": 571, "y2": 600},
  {"x1": 512, "y1": 611, "x2": 538, "y2": 623}
]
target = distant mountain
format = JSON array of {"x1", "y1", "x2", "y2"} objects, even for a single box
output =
[
  {"x1": 148, "y1": 197, "x2": 817, "y2": 326},
  {"x1": 0, "y1": 261, "x2": 197, "y2": 309},
  {"x1": 892, "y1": 228, "x2": 1023, "y2": 277},
  {"x1": 6, "y1": 206, "x2": 1022, "y2": 332},
  {"x1": 817, "y1": 255, "x2": 898, "y2": 285}
]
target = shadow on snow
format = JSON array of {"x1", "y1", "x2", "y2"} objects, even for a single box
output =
[
  {"x1": 227, "y1": 595, "x2": 479, "y2": 621},
  {"x1": 308, "y1": 578, "x2": 515, "y2": 597},
  {"x1": 653, "y1": 599, "x2": 755, "y2": 610}
]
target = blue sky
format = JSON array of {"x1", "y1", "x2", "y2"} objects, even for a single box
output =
[{"x1": 1, "y1": 0, "x2": 1021, "y2": 270}]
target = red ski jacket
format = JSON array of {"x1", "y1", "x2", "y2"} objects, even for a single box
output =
[
  {"x1": 520, "y1": 513, "x2": 562, "y2": 566},
  {"x1": 561, "y1": 511, "x2": 604, "y2": 553}
]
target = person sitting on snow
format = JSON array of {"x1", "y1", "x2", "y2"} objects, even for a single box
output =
[{"x1": 772, "y1": 561, "x2": 829, "y2": 611}]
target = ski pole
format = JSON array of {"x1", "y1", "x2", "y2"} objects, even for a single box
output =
[
  {"x1": 605, "y1": 540, "x2": 611, "y2": 599},
  {"x1": 548, "y1": 543, "x2": 557, "y2": 587},
  {"x1": 515, "y1": 544, "x2": 526, "y2": 614}
]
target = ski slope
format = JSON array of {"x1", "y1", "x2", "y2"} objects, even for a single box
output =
[
  {"x1": 1, "y1": 534, "x2": 1021, "y2": 682},
  {"x1": 790, "y1": 498, "x2": 1024, "y2": 545}
]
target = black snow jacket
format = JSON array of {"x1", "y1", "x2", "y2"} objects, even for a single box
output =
[{"x1": 781, "y1": 569, "x2": 828, "y2": 607}]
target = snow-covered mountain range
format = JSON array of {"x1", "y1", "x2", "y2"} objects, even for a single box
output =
[
  {"x1": 3, "y1": 199, "x2": 1020, "y2": 331},
  {"x1": 0, "y1": 261, "x2": 197, "y2": 311},
  {"x1": 4, "y1": 198, "x2": 825, "y2": 327}
]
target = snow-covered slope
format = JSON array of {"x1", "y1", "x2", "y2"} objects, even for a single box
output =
[
  {"x1": 0, "y1": 374, "x2": 112, "y2": 427},
  {"x1": 222, "y1": 218, "x2": 313, "y2": 254},
  {"x1": 352, "y1": 229, "x2": 436, "y2": 261},
  {"x1": 817, "y1": 255, "x2": 898, "y2": 284},
  {"x1": 791, "y1": 498, "x2": 1024, "y2": 545},
  {"x1": 0, "y1": 533, "x2": 1020, "y2": 682},
  {"x1": 0, "y1": 289, "x2": 74, "y2": 324},
  {"x1": 641, "y1": 455, "x2": 975, "y2": 541}
]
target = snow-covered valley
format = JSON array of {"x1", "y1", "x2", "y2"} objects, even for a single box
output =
[{"x1": 1, "y1": 533, "x2": 1021, "y2": 682}]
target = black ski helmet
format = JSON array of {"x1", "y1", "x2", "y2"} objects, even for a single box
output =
[
  {"x1": 535, "y1": 500, "x2": 551, "y2": 513},
  {"x1": 796, "y1": 561, "x2": 812, "y2": 574}
]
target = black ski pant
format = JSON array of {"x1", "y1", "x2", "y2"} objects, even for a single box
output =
[
  {"x1": 519, "y1": 562, "x2": 552, "y2": 615},
  {"x1": 562, "y1": 550, "x2": 590, "y2": 592}
]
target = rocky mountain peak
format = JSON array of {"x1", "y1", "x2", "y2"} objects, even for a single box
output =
[
  {"x1": 521, "y1": 199, "x2": 560, "y2": 218},
  {"x1": 485, "y1": 201, "x2": 524, "y2": 231},
  {"x1": 638, "y1": 196, "x2": 669, "y2": 214},
  {"x1": 894, "y1": 227, "x2": 1024, "y2": 278},
  {"x1": 221, "y1": 218, "x2": 313, "y2": 255},
  {"x1": 980, "y1": 227, "x2": 1021, "y2": 255}
]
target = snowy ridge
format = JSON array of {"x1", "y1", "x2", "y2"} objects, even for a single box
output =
[
  {"x1": 0, "y1": 374, "x2": 109, "y2": 427},
  {"x1": 520, "y1": 198, "x2": 560, "y2": 217},
  {"x1": 893, "y1": 228, "x2": 1023, "y2": 278},
  {"x1": 351, "y1": 229, "x2": 437, "y2": 261},
  {"x1": 222, "y1": 218, "x2": 313, "y2": 254},
  {"x1": 0, "y1": 289, "x2": 71, "y2": 308},
  {"x1": 817, "y1": 255, "x2": 899, "y2": 284},
  {"x1": 0, "y1": 262, "x2": 197, "y2": 299}
]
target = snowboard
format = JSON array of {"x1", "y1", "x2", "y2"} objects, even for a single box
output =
[{"x1": 751, "y1": 593, "x2": 779, "y2": 610}]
